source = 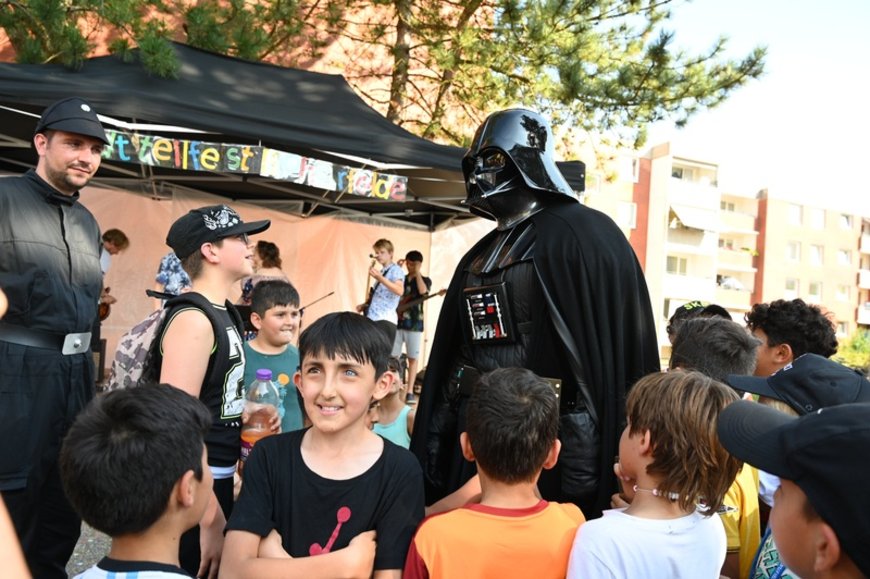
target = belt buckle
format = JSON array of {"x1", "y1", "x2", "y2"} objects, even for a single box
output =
[{"x1": 62, "y1": 332, "x2": 91, "y2": 355}]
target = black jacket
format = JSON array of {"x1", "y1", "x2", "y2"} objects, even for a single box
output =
[
  {"x1": 410, "y1": 202, "x2": 660, "y2": 514},
  {"x1": 0, "y1": 169, "x2": 102, "y2": 333}
]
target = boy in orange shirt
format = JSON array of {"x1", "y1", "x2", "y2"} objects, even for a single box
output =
[{"x1": 404, "y1": 368, "x2": 584, "y2": 578}]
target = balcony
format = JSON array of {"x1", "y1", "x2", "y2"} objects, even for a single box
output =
[
  {"x1": 861, "y1": 234, "x2": 870, "y2": 255},
  {"x1": 717, "y1": 249, "x2": 757, "y2": 273},
  {"x1": 663, "y1": 274, "x2": 716, "y2": 302},
  {"x1": 860, "y1": 269, "x2": 870, "y2": 290},
  {"x1": 858, "y1": 302, "x2": 870, "y2": 326},
  {"x1": 667, "y1": 228, "x2": 718, "y2": 256},
  {"x1": 668, "y1": 178, "x2": 719, "y2": 209},
  {"x1": 719, "y1": 211, "x2": 757, "y2": 235},
  {"x1": 715, "y1": 287, "x2": 753, "y2": 311}
]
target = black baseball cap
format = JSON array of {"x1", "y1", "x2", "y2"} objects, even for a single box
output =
[
  {"x1": 166, "y1": 205, "x2": 270, "y2": 259},
  {"x1": 34, "y1": 97, "x2": 109, "y2": 145},
  {"x1": 726, "y1": 353, "x2": 870, "y2": 415},
  {"x1": 718, "y1": 401, "x2": 870, "y2": 576}
]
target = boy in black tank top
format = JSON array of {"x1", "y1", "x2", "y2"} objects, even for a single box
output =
[{"x1": 161, "y1": 205, "x2": 271, "y2": 578}]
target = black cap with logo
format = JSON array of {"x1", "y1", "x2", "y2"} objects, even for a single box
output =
[
  {"x1": 726, "y1": 353, "x2": 870, "y2": 415},
  {"x1": 166, "y1": 205, "x2": 271, "y2": 259}
]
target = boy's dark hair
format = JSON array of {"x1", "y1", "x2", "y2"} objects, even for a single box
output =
[
  {"x1": 298, "y1": 312, "x2": 390, "y2": 377},
  {"x1": 670, "y1": 317, "x2": 761, "y2": 384},
  {"x1": 102, "y1": 228, "x2": 130, "y2": 250},
  {"x1": 405, "y1": 250, "x2": 423, "y2": 262},
  {"x1": 466, "y1": 368, "x2": 559, "y2": 484},
  {"x1": 256, "y1": 240, "x2": 282, "y2": 268},
  {"x1": 627, "y1": 370, "x2": 740, "y2": 516},
  {"x1": 666, "y1": 300, "x2": 730, "y2": 341},
  {"x1": 59, "y1": 384, "x2": 211, "y2": 537},
  {"x1": 745, "y1": 298, "x2": 838, "y2": 358},
  {"x1": 251, "y1": 279, "x2": 300, "y2": 316},
  {"x1": 387, "y1": 356, "x2": 407, "y2": 382}
]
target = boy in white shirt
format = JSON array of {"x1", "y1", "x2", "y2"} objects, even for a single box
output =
[{"x1": 567, "y1": 370, "x2": 741, "y2": 578}]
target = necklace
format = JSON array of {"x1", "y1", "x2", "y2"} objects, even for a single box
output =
[{"x1": 633, "y1": 484, "x2": 680, "y2": 501}]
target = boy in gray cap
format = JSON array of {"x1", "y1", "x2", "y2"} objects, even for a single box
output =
[
  {"x1": 718, "y1": 401, "x2": 870, "y2": 578},
  {"x1": 0, "y1": 97, "x2": 109, "y2": 577}
]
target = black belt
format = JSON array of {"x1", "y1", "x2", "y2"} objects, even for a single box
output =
[
  {"x1": 453, "y1": 365, "x2": 562, "y2": 401},
  {"x1": 0, "y1": 322, "x2": 92, "y2": 355}
]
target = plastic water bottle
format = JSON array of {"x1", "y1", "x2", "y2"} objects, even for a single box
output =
[{"x1": 240, "y1": 369, "x2": 280, "y2": 469}]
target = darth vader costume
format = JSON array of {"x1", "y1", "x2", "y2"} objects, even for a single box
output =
[{"x1": 409, "y1": 109, "x2": 660, "y2": 516}]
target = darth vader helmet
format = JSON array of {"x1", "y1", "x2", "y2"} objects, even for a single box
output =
[{"x1": 462, "y1": 109, "x2": 577, "y2": 226}]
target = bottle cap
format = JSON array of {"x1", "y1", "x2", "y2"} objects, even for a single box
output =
[{"x1": 256, "y1": 369, "x2": 273, "y2": 381}]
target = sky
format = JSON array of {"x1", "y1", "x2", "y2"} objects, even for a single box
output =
[{"x1": 645, "y1": 0, "x2": 870, "y2": 214}]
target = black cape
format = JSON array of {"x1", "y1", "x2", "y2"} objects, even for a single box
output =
[{"x1": 410, "y1": 201, "x2": 660, "y2": 514}]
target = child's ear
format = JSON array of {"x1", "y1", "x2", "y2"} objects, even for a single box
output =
[
  {"x1": 774, "y1": 342, "x2": 793, "y2": 365},
  {"x1": 201, "y1": 242, "x2": 219, "y2": 264},
  {"x1": 813, "y1": 520, "x2": 844, "y2": 573},
  {"x1": 250, "y1": 312, "x2": 263, "y2": 331},
  {"x1": 542, "y1": 439, "x2": 562, "y2": 470},
  {"x1": 293, "y1": 370, "x2": 302, "y2": 393},
  {"x1": 372, "y1": 370, "x2": 394, "y2": 401},
  {"x1": 460, "y1": 432, "x2": 475, "y2": 462},
  {"x1": 638, "y1": 429, "x2": 653, "y2": 455},
  {"x1": 175, "y1": 469, "x2": 197, "y2": 508}
]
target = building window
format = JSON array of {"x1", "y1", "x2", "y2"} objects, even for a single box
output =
[
  {"x1": 837, "y1": 249, "x2": 852, "y2": 266},
  {"x1": 836, "y1": 284, "x2": 850, "y2": 301},
  {"x1": 719, "y1": 238, "x2": 735, "y2": 250},
  {"x1": 785, "y1": 278, "x2": 800, "y2": 300},
  {"x1": 720, "y1": 201, "x2": 735, "y2": 212},
  {"x1": 809, "y1": 208, "x2": 825, "y2": 229},
  {"x1": 810, "y1": 244, "x2": 824, "y2": 266},
  {"x1": 808, "y1": 281, "x2": 823, "y2": 303},
  {"x1": 672, "y1": 167, "x2": 684, "y2": 179},
  {"x1": 617, "y1": 202, "x2": 637, "y2": 229},
  {"x1": 837, "y1": 321, "x2": 848, "y2": 336},
  {"x1": 788, "y1": 203, "x2": 802, "y2": 226},
  {"x1": 666, "y1": 256, "x2": 688, "y2": 275},
  {"x1": 786, "y1": 241, "x2": 801, "y2": 262},
  {"x1": 841, "y1": 214, "x2": 853, "y2": 229}
]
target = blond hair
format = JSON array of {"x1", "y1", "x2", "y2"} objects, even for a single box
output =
[
  {"x1": 372, "y1": 239, "x2": 394, "y2": 254},
  {"x1": 627, "y1": 370, "x2": 741, "y2": 515},
  {"x1": 758, "y1": 395, "x2": 799, "y2": 417}
]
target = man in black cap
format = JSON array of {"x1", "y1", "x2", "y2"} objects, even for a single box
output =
[
  {"x1": 718, "y1": 401, "x2": 870, "y2": 578},
  {"x1": 0, "y1": 97, "x2": 109, "y2": 577},
  {"x1": 158, "y1": 204, "x2": 270, "y2": 578}
]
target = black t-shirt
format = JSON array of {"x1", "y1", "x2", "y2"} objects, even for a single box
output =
[
  {"x1": 158, "y1": 298, "x2": 246, "y2": 467},
  {"x1": 226, "y1": 428, "x2": 424, "y2": 570}
]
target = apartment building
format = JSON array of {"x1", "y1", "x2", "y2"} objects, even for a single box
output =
[
  {"x1": 631, "y1": 142, "x2": 759, "y2": 356},
  {"x1": 754, "y1": 191, "x2": 860, "y2": 337},
  {"x1": 582, "y1": 153, "x2": 641, "y2": 240},
  {"x1": 857, "y1": 218, "x2": 870, "y2": 328}
]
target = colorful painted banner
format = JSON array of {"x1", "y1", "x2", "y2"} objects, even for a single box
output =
[{"x1": 102, "y1": 129, "x2": 407, "y2": 201}]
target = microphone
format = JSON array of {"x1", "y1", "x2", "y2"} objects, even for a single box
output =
[{"x1": 369, "y1": 253, "x2": 376, "y2": 258}]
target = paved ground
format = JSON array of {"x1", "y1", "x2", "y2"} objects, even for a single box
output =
[{"x1": 66, "y1": 524, "x2": 110, "y2": 576}]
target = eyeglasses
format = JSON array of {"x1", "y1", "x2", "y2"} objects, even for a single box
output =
[{"x1": 224, "y1": 233, "x2": 249, "y2": 245}]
